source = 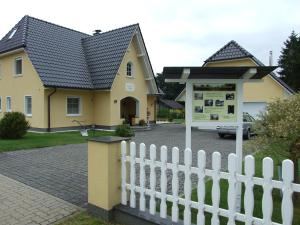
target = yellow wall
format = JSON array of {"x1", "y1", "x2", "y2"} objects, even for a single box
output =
[
  {"x1": 93, "y1": 91, "x2": 111, "y2": 126},
  {"x1": 147, "y1": 95, "x2": 157, "y2": 122},
  {"x1": 110, "y1": 39, "x2": 150, "y2": 126},
  {"x1": 0, "y1": 37, "x2": 155, "y2": 130},
  {"x1": 47, "y1": 89, "x2": 94, "y2": 128},
  {"x1": 205, "y1": 58, "x2": 288, "y2": 102},
  {"x1": 0, "y1": 50, "x2": 45, "y2": 128}
]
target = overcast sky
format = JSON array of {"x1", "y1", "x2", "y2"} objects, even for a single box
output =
[{"x1": 1, "y1": 0, "x2": 299, "y2": 73}]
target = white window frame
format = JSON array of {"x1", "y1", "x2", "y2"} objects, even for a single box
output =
[
  {"x1": 0, "y1": 96, "x2": 2, "y2": 112},
  {"x1": 24, "y1": 95, "x2": 32, "y2": 117},
  {"x1": 126, "y1": 62, "x2": 134, "y2": 78},
  {"x1": 14, "y1": 57, "x2": 23, "y2": 76},
  {"x1": 8, "y1": 28, "x2": 17, "y2": 39},
  {"x1": 6, "y1": 96, "x2": 12, "y2": 112},
  {"x1": 66, "y1": 96, "x2": 82, "y2": 116}
]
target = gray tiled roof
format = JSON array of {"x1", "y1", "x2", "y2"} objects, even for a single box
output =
[
  {"x1": 205, "y1": 40, "x2": 253, "y2": 62},
  {"x1": 0, "y1": 16, "x2": 143, "y2": 90},
  {"x1": 82, "y1": 24, "x2": 138, "y2": 89},
  {"x1": 204, "y1": 40, "x2": 294, "y2": 93},
  {"x1": 159, "y1": 99, "x2": 183, "y2": 109},
  {"x1": 0, "y1": 16, "x2": 28, "y2": 54}
]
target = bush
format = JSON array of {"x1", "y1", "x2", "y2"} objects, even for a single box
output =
[
  {"x1": 157, "y1": 108, "x2": 169, "y2": 119},
  {"x1": 115, "y1": 124, "x2": 134, "y2": 137},
  {"x1": 0, "y1": 112, "x2": 30, "y2": 139},
  {"x1": 138, "y1": 119, "x2": 146, "y2": 126}
]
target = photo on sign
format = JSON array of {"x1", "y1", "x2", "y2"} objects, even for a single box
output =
[
  {"x1": 204, "y1": 99, "x2": 214, "y2": 106},
  {"x1": 226, "y1": 93, "x2": 235, "y2": 100},
  {"x1": 194, "y1": 106, "x2": 203, "y2": 113},
  {"x1": 210, "y1": 114, "x2": 219, "y2": 120},
  {"x1": 215, "y1": 100, "x2": 224, "y2": 107},
  {"x1": 228, "y1": 105, "x2": 234, "y2": 114},
  {"x1": 194, "y1": 92, "x2": 203, "y2": 100}
]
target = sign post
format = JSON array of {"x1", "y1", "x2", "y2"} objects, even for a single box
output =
[{"x1": 164, "y1": 66, "x2": 277, "y2": 213}]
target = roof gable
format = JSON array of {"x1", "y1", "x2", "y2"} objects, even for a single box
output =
[
  {"x1": 205, "y1": 40, "x2": 253, "y2": 62},
  {"x1": 82, "y1": 24, "x2": 138, "y2": 89}
]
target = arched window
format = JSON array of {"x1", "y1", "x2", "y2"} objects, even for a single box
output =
[{"x1": 126, "y1": 62, "x2": 133, "y2": 77}]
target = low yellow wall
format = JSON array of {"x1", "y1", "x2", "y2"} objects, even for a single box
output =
[
  {"x1": 88, "y1": 140, "x2": 122, "y2": 210},
  {"x1": 0, "y1": 50, "x2": 45, "y2": 128}
]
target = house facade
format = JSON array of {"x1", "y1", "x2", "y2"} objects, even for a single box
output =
[
  {"x1": 176, "y1": 41, "x2": 294, "y2": 117},
  {"x1": 0, "y1": 16, "x2": 159, "y2": 131}
]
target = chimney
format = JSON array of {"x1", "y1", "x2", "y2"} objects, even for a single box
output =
[
  {"x1": 269, "y1": 50, "x2": 273, "y2": 66},
  {"x1": 93, "y1": 29, "x2": 102, "y2": 35}
]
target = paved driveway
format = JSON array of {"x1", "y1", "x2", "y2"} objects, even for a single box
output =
[{"x1": 0, "y1": 124, "x2": 236, "y2": 211}]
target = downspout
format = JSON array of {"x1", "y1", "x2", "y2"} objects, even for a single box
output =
[{"x1": 47, "y1": 88, "x2": 57, "y2": 132}]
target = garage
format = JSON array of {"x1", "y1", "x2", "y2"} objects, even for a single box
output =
[{"x1": 243, "y1": 102, "x2": 267, "y2": 118}]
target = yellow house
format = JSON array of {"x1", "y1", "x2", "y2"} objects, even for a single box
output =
[
  {"x1": 176, "y1": 40, "x2": 294, "y2": 117},
  {"x1": 0, "y1": 16, "x2": 159, "y2": 131}
]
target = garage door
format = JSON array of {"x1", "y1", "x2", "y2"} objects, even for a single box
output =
[{"x1": 243, "y1": 102, "x2": 267, "y2": 118}]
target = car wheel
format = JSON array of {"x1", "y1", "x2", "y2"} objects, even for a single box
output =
[
  {"x1": 244, "y1": 129, "x2": 251, "y2": 140},
  {"x1": 218, "y1": 133, "x2": 225, "y2": 138}
]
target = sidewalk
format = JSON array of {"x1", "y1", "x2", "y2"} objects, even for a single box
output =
[{"x1": 0, "y1": 174, "x2": 79, "y2": 225}]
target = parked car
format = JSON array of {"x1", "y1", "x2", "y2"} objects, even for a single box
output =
[{"x1": 217, "y1": 113, "x2": 255, "y2": 139}]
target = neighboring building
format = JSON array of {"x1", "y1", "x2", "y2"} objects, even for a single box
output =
[
  {"x1": 0, "y1": 16, "x2": 159, "y2": 131},
  {"x1": 175, "y1": 40, "x2": 294, "y2": 117},
  {"x1": 158, "y1": 98, "x2": 184, "y2": 111}
]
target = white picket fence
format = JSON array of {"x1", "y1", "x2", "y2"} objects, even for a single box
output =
[{"x1": 120, "y1": 141, "x2": 300, "y2": 225}]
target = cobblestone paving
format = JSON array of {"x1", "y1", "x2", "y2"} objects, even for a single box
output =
[
  {"x1": 0, "y1": 144, "x2": 87, "y2": 207},
  {"x1": 0, "y1": 124, "x2": 236, "y2": 212},
  {"x1": 0, "y1": 174, "x2": 79, "y2": 225}
]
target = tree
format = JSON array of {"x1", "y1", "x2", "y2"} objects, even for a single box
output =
[
  {"x1": 156, "y1": 73, "x2": 184, "y2": 100},
  {"x1": 252, "y1": 94, "x2": 300, "y2": 188},
  {"x1": 278, "y1": 31, "x2": 300, "y2": 92}
]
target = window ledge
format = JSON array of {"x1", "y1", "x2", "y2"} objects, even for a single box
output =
[
  {"x1": 26, "y1": 114, "x2": 32, "y2": 117},
  {"x1": 13, "y1": 74, "x2": 23, "y2": 77},
  {"x1": 126, "y1": 76, "x2": 135, "y2": 79},
  {"x1": 66, "y1": 114, "x2": 82, "y2": 117}
]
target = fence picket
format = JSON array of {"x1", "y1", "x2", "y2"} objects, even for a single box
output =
[
  {"x1": 149, "y1": 144, "x2": 157, "y2": 215},
  {"x1": 184, "y1": 148, "x2": 192, "y2": 225},
  {"x1": 130, "y1": 142, "x2": 136, "y2": 208},
  {"x1": 139, "y1": 143, "x2": 146, "y2": 211},
  {"x1": 244, "y1": 155, "x2": 255, "y2": 225},
  {"x1": 160, "y1": 145, "x2": 168, "y2": 218},
  {"x1": 121, "y1": 141, "x2": 127, "y2": 205},
  {"x1": 281, "y1": 159, "x2": 294, "y2": 225},
  {"x1": 211, "y1": 152, "x2": 221, "y2": 225},
  {"x1": 227, "y1": 153, "x2": 237, "y2": 225},
  {"x1": 120, "y1": 142, "x2": 300, "y2": 225},
  {"x1": 171, "y1": 147, "x2": 180, "y2": 222},
  {"x1": 197, "y1": 150, "x2": 206, "y2": 225},
  {"x1": 262, "y1": 157, "x2": 273, "y2": 225}
]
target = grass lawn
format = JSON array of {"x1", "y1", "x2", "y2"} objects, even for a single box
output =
[
  {"x1": 58, "y1": 211, "x2": 120, "y2": 225},
  {"x1": 0, "y1": 130, "x2": 114, "y2": 152},
  {"x1": 164, "y1": 151, "x2": 300, "y2": 225}
]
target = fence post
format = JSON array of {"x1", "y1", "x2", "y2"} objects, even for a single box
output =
[{"x1": 87, "y1": 136, "x2": 130, "y2": 221}]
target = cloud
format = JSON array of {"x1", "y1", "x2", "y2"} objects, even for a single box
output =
[{"x1": 1, "y1": 0, "x2": 300, "y2": 72}]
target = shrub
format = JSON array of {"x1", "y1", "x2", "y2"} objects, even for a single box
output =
[
  {"x1": 138, "y1": 119, "x2": 146, "y2": 126},
  {"x1": 157, "y1": 108, "x2": 169, "y2": 119},
  {"x1": 0, "y1": 112, "x2": 30, "y2": 139},
  {"x1": 115, "y1": 124, "x2": 134, "y2": 137}
]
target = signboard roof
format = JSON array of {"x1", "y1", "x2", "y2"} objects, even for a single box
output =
[{"x1": 163, "y1": 66, "x2": 277, "y2": 81}]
